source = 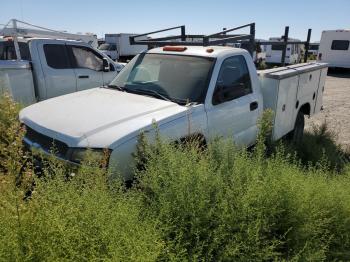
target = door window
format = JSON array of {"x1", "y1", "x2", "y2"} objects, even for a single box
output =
[
  {"x1": 43, "y1": 44, "x2": 71, "y2": 69},
  {"x1": 71, "y1": 46, "x2": 103, "y2": 71},
  {"x1": 213, "y1": 56, "x2": 252, "y2": 105}
]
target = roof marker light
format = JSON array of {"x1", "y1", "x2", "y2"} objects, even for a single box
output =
[
  {"x1": 206, "y1": 48, "x2": 214, "y2": 53},
  {"x1": 163, "y1": 46, "x2": 187, "y2": 52}
]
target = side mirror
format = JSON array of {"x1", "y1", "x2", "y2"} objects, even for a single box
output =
[{"x1": 102, "y1": 58, "x2": 110, "y2": 72}]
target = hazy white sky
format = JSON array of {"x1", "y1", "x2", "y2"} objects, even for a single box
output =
[{"x1": 2, "y1": 0, "x2": 349, "y2": 42}]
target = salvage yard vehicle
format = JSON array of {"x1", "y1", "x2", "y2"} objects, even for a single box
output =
[
  {"x1": 309, "y1": 42, "x2": 319, "y2": 56},
  {"x1": 19, "y1": 24, "x2": 328, "y2": 181},
  {"x1": 0, "y1": 19, "x2": 123, "y2": 104},
  {"x1": 265, "y1": 37, "x2": 302, "y2": 65},
  {"x1": 99, "y1": 33, "x2": 148, "y2": 61},
  {"x1": 318, "y1": 29, "x2": 350, "y2": 68},
  {"x1": 0, "y1": 38, "x2": 122, "y2": 105}
]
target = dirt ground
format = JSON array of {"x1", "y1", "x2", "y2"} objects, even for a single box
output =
[{"x1": 305, "y1": 69, "x2": 350, "y2": 148}]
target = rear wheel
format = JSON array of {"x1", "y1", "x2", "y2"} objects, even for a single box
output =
[{"x1": 290, "y1": 111, "x2": 305, "y2": 144}]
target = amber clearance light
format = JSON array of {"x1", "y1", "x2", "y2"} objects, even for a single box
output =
[{"x1": 163, "y1": 46, "x2": 187, "y2": 52}]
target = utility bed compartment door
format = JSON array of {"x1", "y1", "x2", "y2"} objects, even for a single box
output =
[
  {"x1": 314, "y1": 68, "x2": 327, "y2": 114},
  {"x1": 296, "y1": 69, "x2": 321, "y2": 113},
  {"x1": 273, "y1": 76, "x2": 298, "y2": 140}
]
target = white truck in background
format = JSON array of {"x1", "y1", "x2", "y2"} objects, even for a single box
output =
[
  {"x1": 266, "y1": 37, "x2": 302, "y2": 65},
  {"x1": 318, "y1": 30, "x2": 350, "y2": 68},
  {"x1": 0, "y1": 19, "x2": 123, "y2": 105},
  {"x1": 0, "y1": 38, "x2": 122, "y2": 105},
  {"x1": 99, "y1": 33, "x2": 148, "y2": 61},
  {"x1": 20, "y1": 44, "x2": 328, "y2": 181}
]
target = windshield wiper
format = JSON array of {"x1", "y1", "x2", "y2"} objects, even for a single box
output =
[
  {"x1": 131, "y1": 88, "x2": 173, "y2": 102},
  {"x1": 106, "y1": 84, "x2": 125, "y2": 91}
]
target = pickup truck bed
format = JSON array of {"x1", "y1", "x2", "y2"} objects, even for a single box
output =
[
  {"x1": 0, "y1": 60, "x2": 36, "y2": 104},
  {"x1": 258, "y1": 62, "x2": 328, "y2": 140}
]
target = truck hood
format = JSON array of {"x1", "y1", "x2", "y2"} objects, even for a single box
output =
[{"x1": 19, "y1": 88, "x2": 188, "y2": 148}]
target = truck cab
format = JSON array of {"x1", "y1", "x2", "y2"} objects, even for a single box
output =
[{"x1": 98, "y1": 43, "x2": 118, "y2": 60}]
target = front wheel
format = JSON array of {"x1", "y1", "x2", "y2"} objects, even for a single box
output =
[{"x1": 290, "y1": 111, "x2": 305, "y2": 144}]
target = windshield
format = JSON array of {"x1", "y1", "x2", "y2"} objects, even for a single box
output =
[
  {"x1": 98, "y1": 43, "x2": 110, "y2": 50},
  {"x1": 110, "y1": 53, "x2": 215, "y2": 104}
]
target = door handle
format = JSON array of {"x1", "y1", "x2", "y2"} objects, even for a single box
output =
[
  {"x1": 250, "y1": 101, "x2": 258, "y2": 111},
  {"x1": 78, "y1": 75, "x2": 89, "y2": 79}
]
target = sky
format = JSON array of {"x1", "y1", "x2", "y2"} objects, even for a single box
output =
[{"x1": 1, "y1": 0, "x2": 349, "y2": 42}]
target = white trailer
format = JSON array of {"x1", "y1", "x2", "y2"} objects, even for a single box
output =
[
  {"x1": 100, "y1": 33, "x2": 147, "y2": 61},
  {"x1": 318, "y1": 30, "x2": 350, "y2": 69},
  {"x1": 265, "y1": 37, "x2": 302, "y2": 65},
  {"x1": 308, "y1": 42, "x2": 319, "y2": 56}
]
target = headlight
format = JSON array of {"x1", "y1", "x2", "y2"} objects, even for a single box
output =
[{"x1": 68, "y1": 148, "x2": 110, "y2": 164}]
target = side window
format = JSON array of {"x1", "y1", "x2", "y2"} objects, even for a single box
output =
[
  {"x1": 110, "y1": 44, "x2": 117, "y2": 51},
  {"x1": 44, "y1": 44, "x2": 71, "y2": 69},
  {"x1": 213, "y1": 55, "x2": 252, "y2": 105},
  {"x1": 331, "y1": 40, "x2": 349, "y2": 51},
  {"x1": 71, "y1": 46, "x2": 103, "y2": 71},
  {"x1": 19, "y1": 42, "x2": 31, "y2": 61}
]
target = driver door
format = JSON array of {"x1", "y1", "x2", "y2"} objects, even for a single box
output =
[{"x1": 206, "y1": 55, "x2": 260, "y2": 147}]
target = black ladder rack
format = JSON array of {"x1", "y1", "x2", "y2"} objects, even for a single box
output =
[
  {"x1": 129, "y1": 23, "x2": 312, "y2": 66},
  {"x1": 129, "y1": 23, "x2": 256, "y2": 55}
]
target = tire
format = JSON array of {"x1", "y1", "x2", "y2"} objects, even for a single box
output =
[{"x1": 291, "y1": 111, "x2": 305, "y2": 144}]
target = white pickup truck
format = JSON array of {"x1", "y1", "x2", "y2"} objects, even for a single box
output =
[
  {"x1": 0, "y1": 38, "x2": 123, "y2": 104},
  {"x1": 19, "y1": 45, "x2": 328, "y2": 181}
]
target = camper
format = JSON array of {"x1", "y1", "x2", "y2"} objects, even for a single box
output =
[
  {"x1": 266, "y1": 37, "x2": 302, "y2": 65},
  {"x1": 99, "y1": 33, "x2": 148, "y2": 61},
  {"x1": 318, "y1": 30, "x2": 350, "y2": 68}
]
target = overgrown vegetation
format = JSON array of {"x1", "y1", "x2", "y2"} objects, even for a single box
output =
[{"x1": 1, "y1": 95, "x2": 350, "y2": 261}]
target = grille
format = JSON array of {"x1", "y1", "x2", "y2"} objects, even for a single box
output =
[{"x1": 24, "y1": 126, "x2": 69, "y2": 158}]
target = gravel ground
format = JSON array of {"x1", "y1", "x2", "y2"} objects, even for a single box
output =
[{"x1": 305, "y1": 69, "x2": 350, "y2": 148}]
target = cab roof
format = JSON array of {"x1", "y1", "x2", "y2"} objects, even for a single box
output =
[{"x1": 146, "y1": 45, "x2": 249, "y2": 59}]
